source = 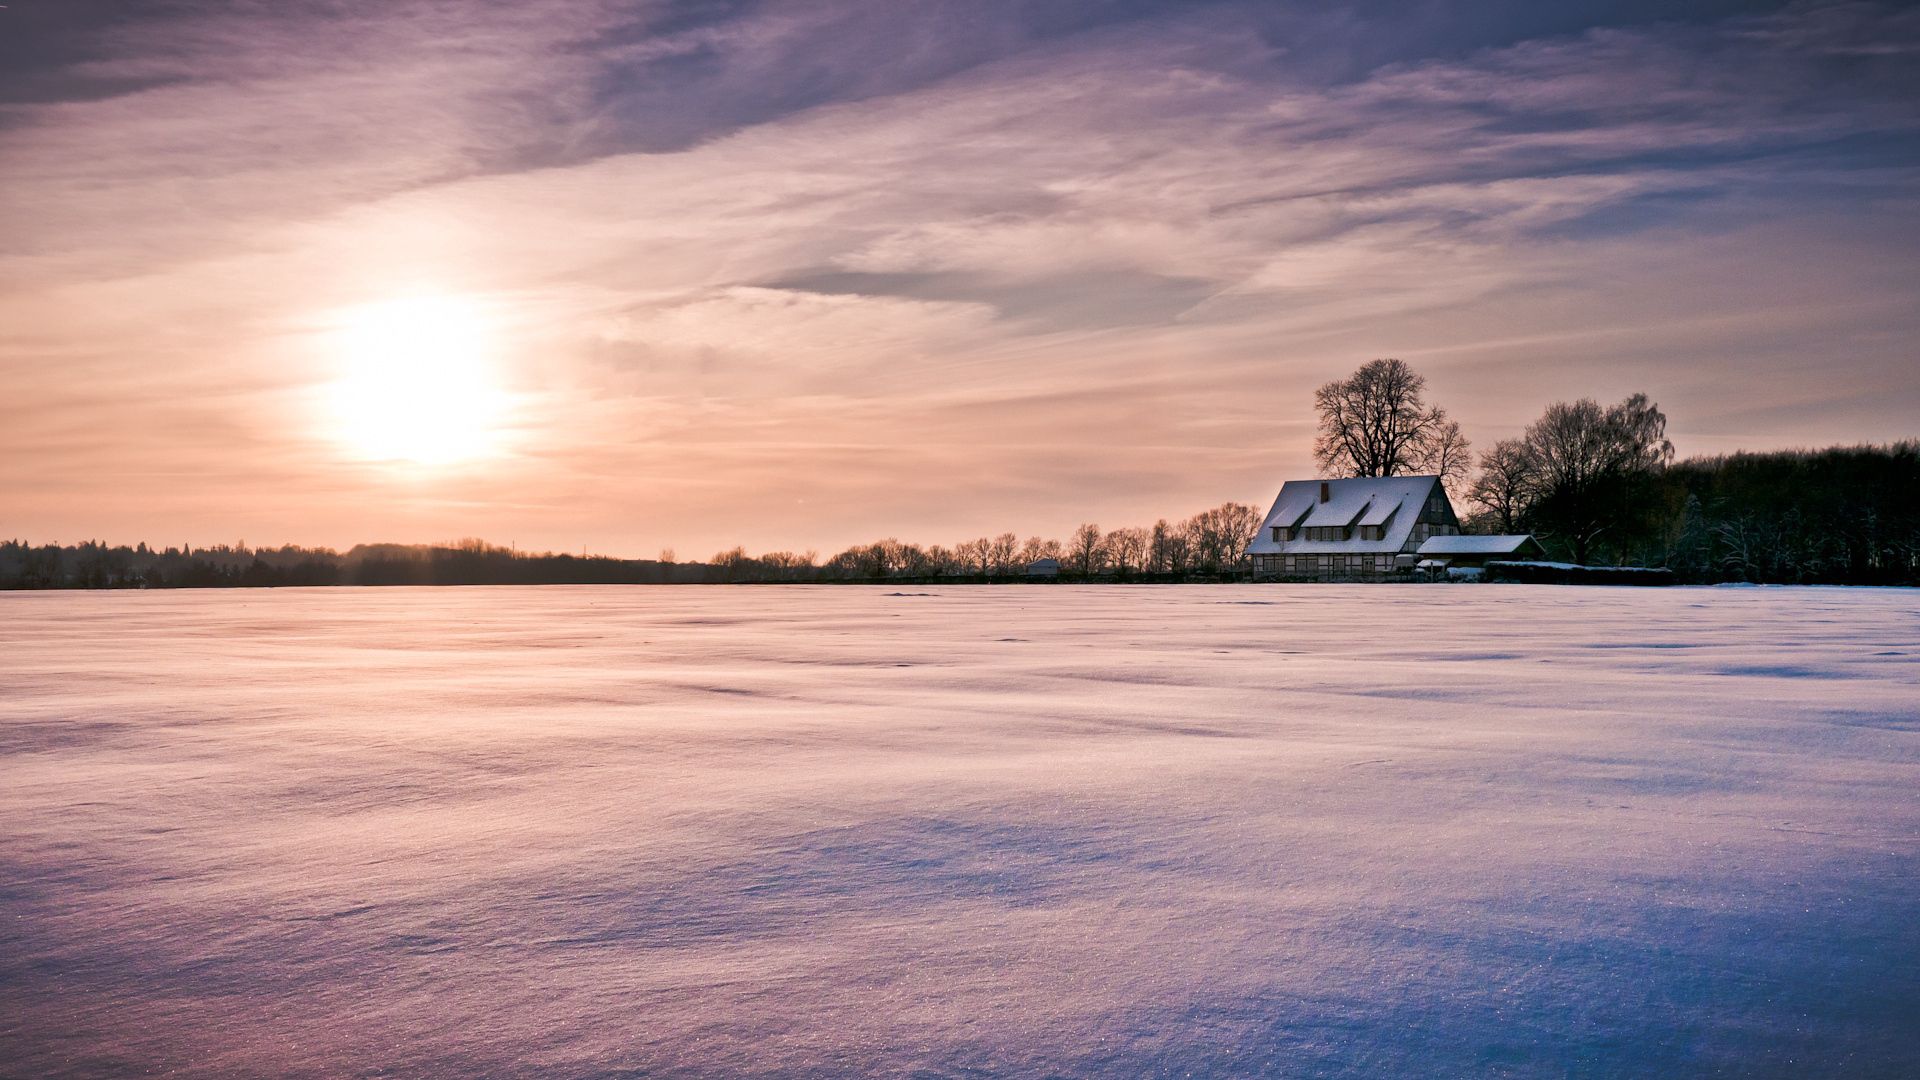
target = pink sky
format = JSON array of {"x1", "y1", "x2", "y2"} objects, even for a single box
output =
[{"x1": 3, "y1": 1, "x2": 1916, "y2": 558}]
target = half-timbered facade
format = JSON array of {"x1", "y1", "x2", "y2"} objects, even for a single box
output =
[{"x1": 1245, "y1": 475, "x2": 1462, "y2": 580}]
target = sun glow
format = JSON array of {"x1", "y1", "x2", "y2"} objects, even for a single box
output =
[{"x1": 324, "y1": 294, "x2": 513, "y2": 465}]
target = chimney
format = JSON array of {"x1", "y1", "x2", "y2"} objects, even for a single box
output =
[{"x1": 1320, "y1": 481, "x2": 1330, "y2": 503}]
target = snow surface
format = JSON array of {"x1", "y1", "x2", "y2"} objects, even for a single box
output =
[{"x1": 2, "y1": 584, "x2": 1917, "y2": 1077}]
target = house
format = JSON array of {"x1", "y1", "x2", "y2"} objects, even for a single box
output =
[
  {"x1": 1025, "y1": 557, "x2": 1061, "y2": 579},
  {"x1": 1414, "y1": 533, "x2": 1546, "y2": 575},
  {"x1": 1245, "y1": 475, "x2": 1463, "y2": 580}
]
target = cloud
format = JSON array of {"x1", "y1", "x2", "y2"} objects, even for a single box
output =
[{"x1": 591, "y1": 286, "x2": 999, "y2": 391}]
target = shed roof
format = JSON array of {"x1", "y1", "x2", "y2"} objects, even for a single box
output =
[{"x1": 1417, "y1": 534, "x2": 1540, "y2": 556}]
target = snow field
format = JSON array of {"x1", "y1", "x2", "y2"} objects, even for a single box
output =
[{"x1": 1, "y1": 584, "x2": 1916, "y2": 1076}]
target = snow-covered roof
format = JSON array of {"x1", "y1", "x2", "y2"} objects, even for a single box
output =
[
  {"x1": 1246, "y1": 475, "x2": 1443, "y2": 555},
  {"x1": 1417, "y1": 535, "x2": 1539, "y2": 556},
  {"x1": 1358, "y1": 498, "x2": 1400, "y2": 528}
]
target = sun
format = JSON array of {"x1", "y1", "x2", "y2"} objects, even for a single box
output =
[{"x1": 324, "y1": 295, "x2": 512, "y2": 465}]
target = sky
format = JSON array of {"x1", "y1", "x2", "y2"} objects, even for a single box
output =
[{"x1": 2, "y1": 0, "x2": 1916, "y2": 559}]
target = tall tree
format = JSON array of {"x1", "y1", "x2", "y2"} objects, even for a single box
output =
[
  {"x1": 1519, "y1": 393, "x2": 1674, "y2": 565},
  {"x1": 1467, "y1": 438, "x2": 1537, "y2": 533},
  {"x1": 1147, "y1": 519, "x2": 1175, "y2": 573},
  {"x1": 1069, "y1": 523, "x2": 1104, "y2": 578},
  {"x1": 1219, "y1": 502, "x2": 1264, "y2": 570},
  {"x1": 1102, "y1": 527, "x2": 1149, "y2": 576},
  {"x1": 924, "y1": 545, "x2": 958, "y2": 575},
  {"x1": 1185, "y1": 502, "x2": 1264, "y2": 572},
  {"x1": 1428, "y1": 417, "x2": 1473, "y2": 494},
  {"x1": 1158, "y1": 519, "x2": 1193, "y2": 574},
  {"x1": 987, "y1": 533, "x2": 1021, "y2": 575},
  {"x1": 1313, "y1": 358, "x2": 1457, "y2": 478},
  {"x1": 956, "y1": 537, "x2": 992, "y2": 577}
]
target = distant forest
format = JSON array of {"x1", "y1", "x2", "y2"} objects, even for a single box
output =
[
  {"x1": 1651, "y1": 443, "x2": 1919, "y2": 586},
  {"x1": 4, "y1": 442, "x2": 1916, "y2": 590},
  {"x1": 0, "y1": 539, "x2": 710, "y2": 590}
]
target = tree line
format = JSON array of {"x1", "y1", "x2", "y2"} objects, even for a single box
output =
[
  {"x1": 0, "y1": 539, "x2": 717, "y2": 590},
  {"x1": 1311, "y1": 357, "x2": 1917, "y2": 583},
  {"x1": 0, "y1": 508, "x2": 1266, "y2": 590},
  {"x1": 706, "y1": 502, "x2": 1266, "y2": 583}
]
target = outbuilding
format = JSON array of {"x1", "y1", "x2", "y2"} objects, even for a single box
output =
[{"x1": 1414, "y1": 534, "x2": 1546, "y2": 573}]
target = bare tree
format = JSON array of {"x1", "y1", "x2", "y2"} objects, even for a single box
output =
[
  {"x1": 893, "y1": 543, "x2": 933, "y2": 577},
  {"x1": 1147, "y1": 519, "x2": 1174, "y2": 573},
  {"x1": 758, "y1": 551, "x2": 802, "y2": 580},
  {"x1": 1018, "y1": 536, "x2": 1061, "y2": 567},
  {"x1": 1162, "y1": 521, "x2": 1193, "y2": 574},
  {"x1": 1217, "y1": 502, "x2": 1263, "y2": 570},
  {"x1": 1313, "y1": 358, "x2": 1457, "y2": 478},
  {"x1": 823, "y1": 546, "x2": 863, "y2": 579},
  {"x1": 1069, "y1": 523, "x2": 1103, "y2": 578},
  {"x1": 1102, "y1": 527, "x2": 1149, "y2": 576},
  {"x1": 955, "y1": 537, "x2": 992, "y2": 577},
  {"x1": 1184, "y1": 514, "x2": 1222, "y2": 572},
  {"x1": 924, "y1": 544, "x2": 958, "y2": 575},
  {"x1": 710, "y1": 546, "x2": 752, "y2": 581},
  {"x1": 1467, "y1": 438, "x2": 1537, "y2": 534},
  {"x1": 1428, "y1": 417, "x2": 1473, "y2": 495},
  {"x1": 987, "y1": 532, "x2": 1021, "y2": 575},
  {"x1": 863, "y1": 540, "x2": 898, "y2": 578},
  {"x1": 1185, "y1": 502, "x2": 1263, "y2": 572},
  {"x1": 1520, "y1": 393, "x2": 1674, "y2": 565}
]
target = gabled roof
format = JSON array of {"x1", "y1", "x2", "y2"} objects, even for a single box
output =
[
  {"x1": 1358, "y1": 497, "x2": 1400, "y2": 528},
  {"x1": 1275, "y1": 501, "x2": 1314, "y2": 530},
  {"x1": 1417, "y1": 534, "x2": 1541, "y2": 556},
  {"x1": 1246, "y1": 475, "x2": 1443, "y2": 555}
]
